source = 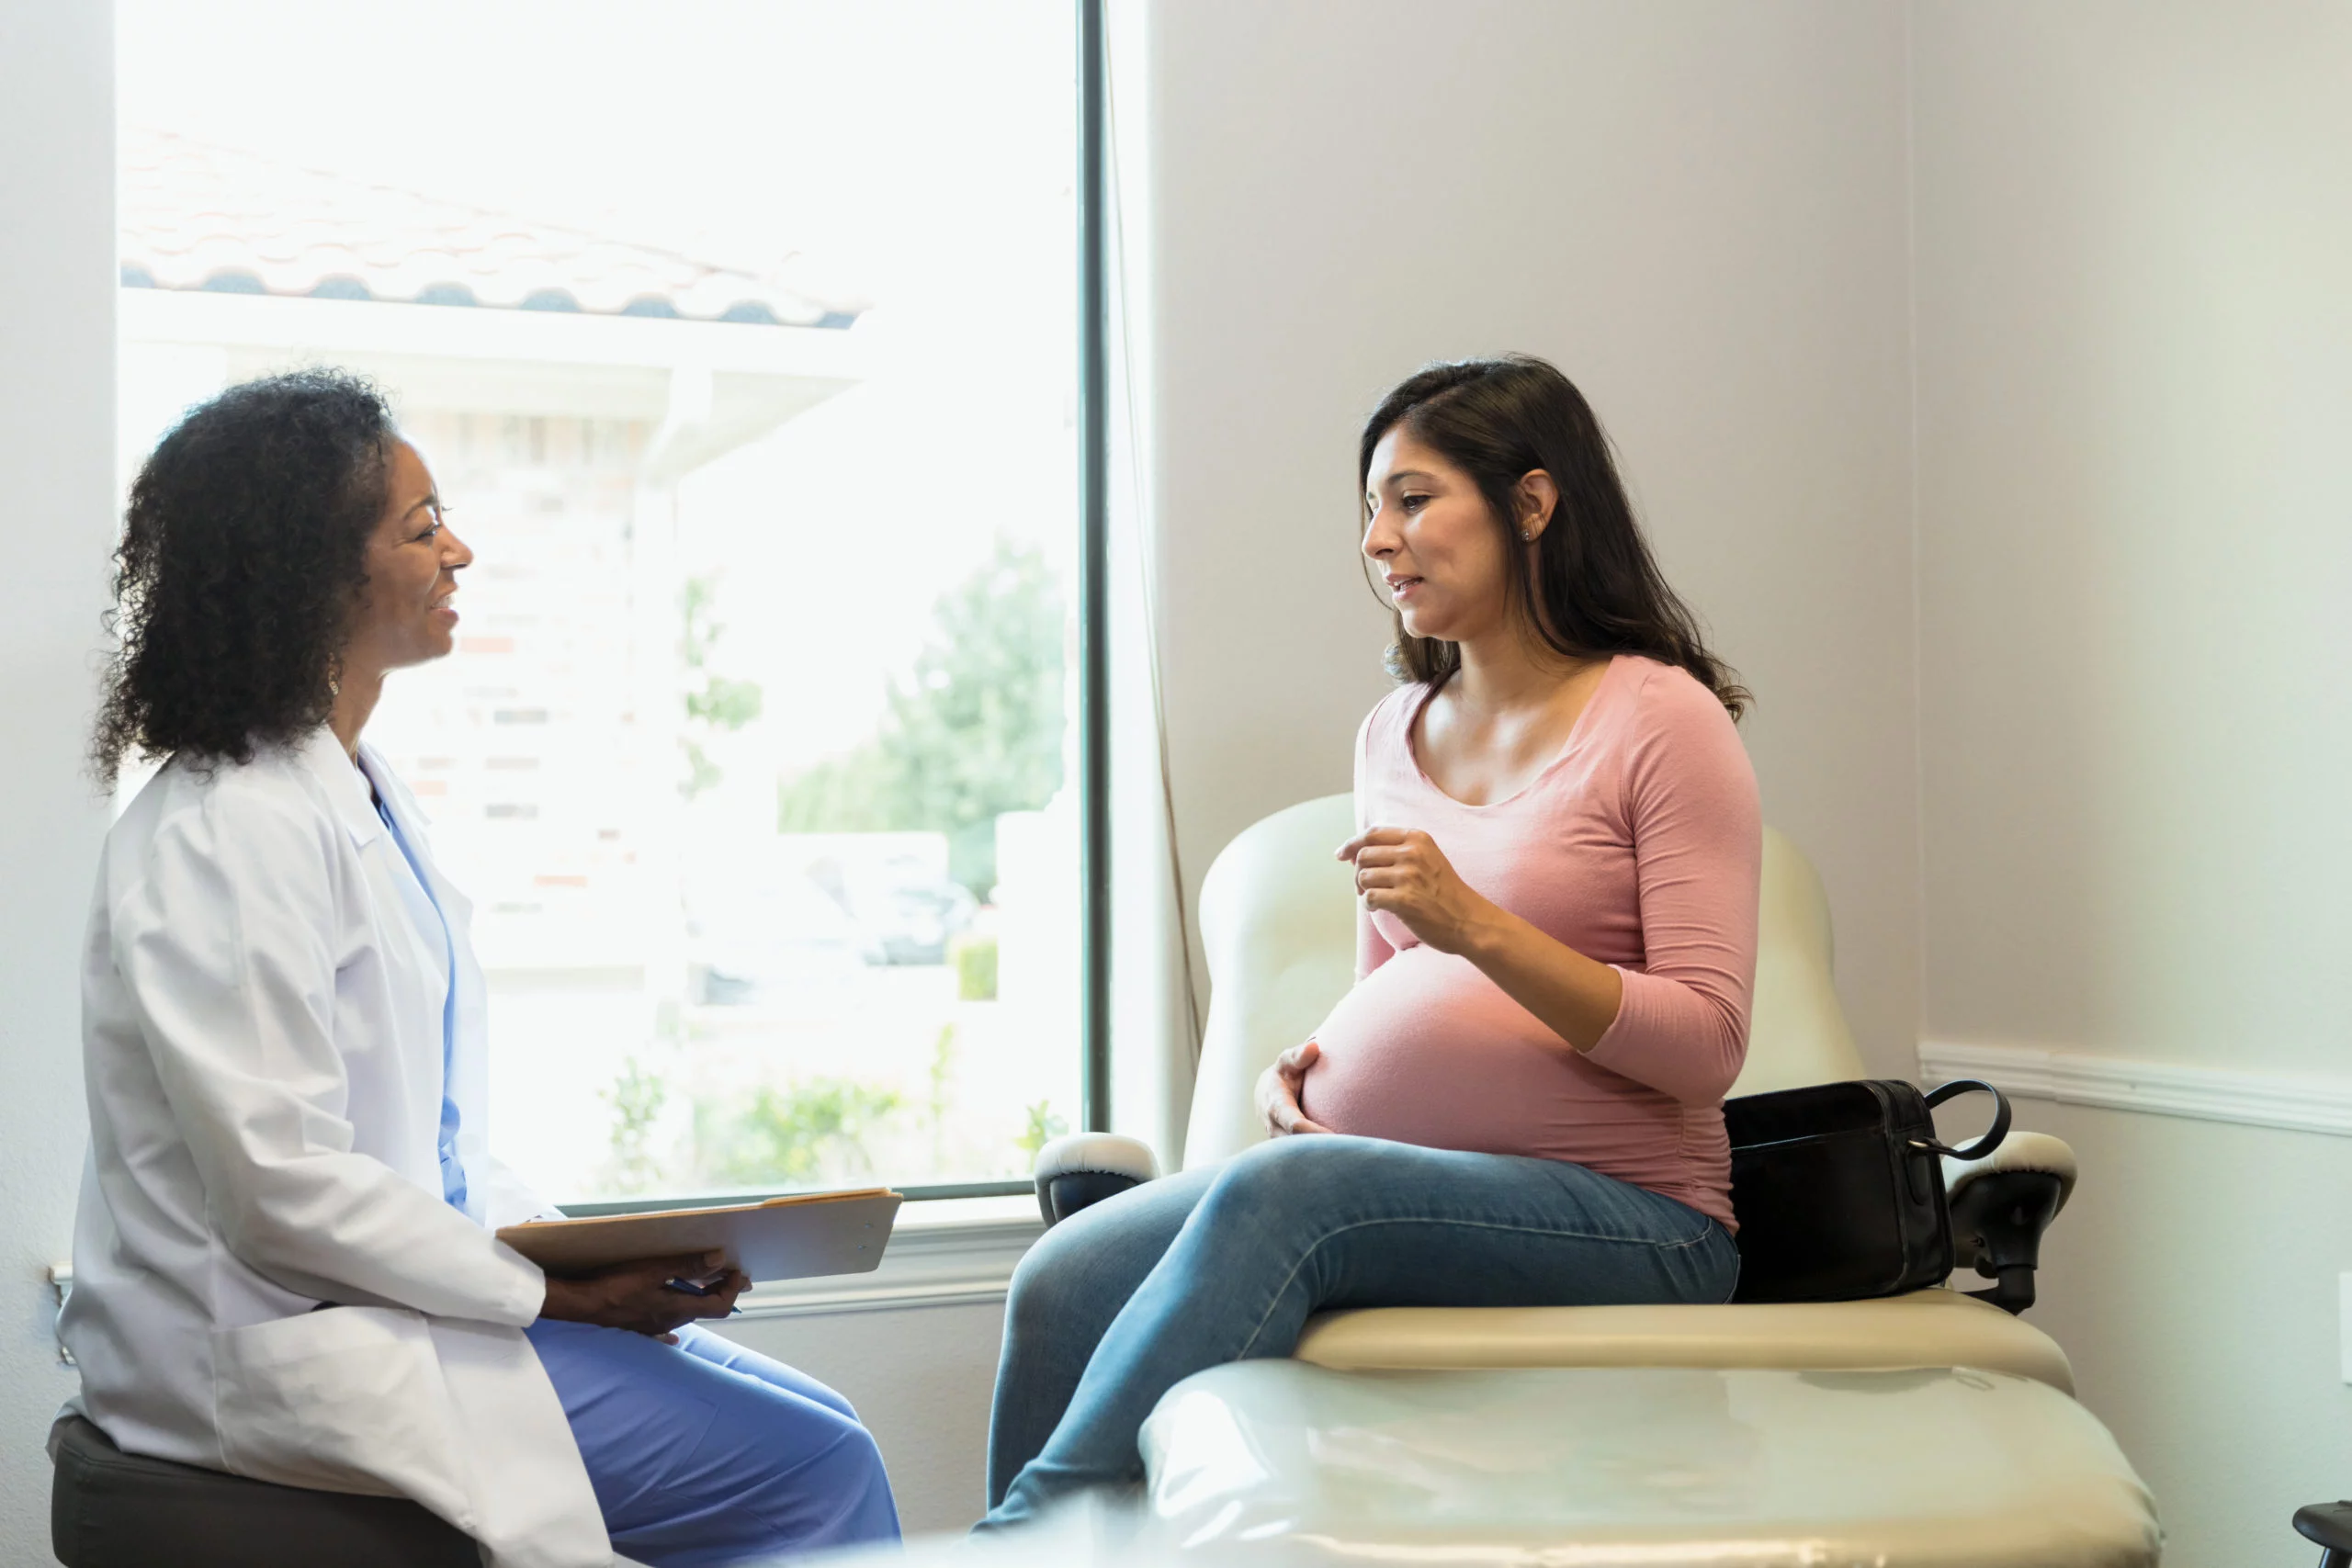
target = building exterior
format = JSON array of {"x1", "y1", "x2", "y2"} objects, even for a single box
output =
[{"x1": 118, "y1": 129, "x2": 877, "y2": 1193}]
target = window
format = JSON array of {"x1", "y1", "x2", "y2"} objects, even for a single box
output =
[{"x1": 118, "y1": 0, "x2": 1102, "y2": 1204}]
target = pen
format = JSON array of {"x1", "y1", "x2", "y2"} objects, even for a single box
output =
[{"x1": 665, "y1": 1275, "x2": 744, "y2": 1315}]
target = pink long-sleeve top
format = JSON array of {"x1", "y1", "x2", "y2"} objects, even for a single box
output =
[{"x1": 1298, "y1": 654, "x2": 1762, "y2": 1228}]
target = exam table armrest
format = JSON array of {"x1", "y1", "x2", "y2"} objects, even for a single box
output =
[
  {"x1": 1943, "y1": 1130, "x2": 2077, "y2": 1315},
  {"x1": 1034, "y1": 1134, "x2": 1159, "y2": 1226}
]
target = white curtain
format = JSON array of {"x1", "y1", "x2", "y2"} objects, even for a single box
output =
[{"x1": 1103, "y1": 0, "x2": 1203, "y2": 1166}]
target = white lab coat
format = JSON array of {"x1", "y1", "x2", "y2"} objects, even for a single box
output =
[{"x1": 62, "y1": 727, "x2": 613, "y2": 1568}]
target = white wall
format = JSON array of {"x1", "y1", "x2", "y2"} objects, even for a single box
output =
[
  {"x1": 1980, "y1": 1103, "x2": 2352, "y2": 1567},
  {"x1": 1139, "y1": 0, "x2": 1923, "y2": 1078},
  {"x1": 0, "y1": 1, "x2": 119, "y2": 1559},
  {"x1": 1914, "y1": 0, "x2": 2352, "y2": 1076},
  {"x1": 1911, "y1": 3, "x2": 2352, "y2": 1560}
]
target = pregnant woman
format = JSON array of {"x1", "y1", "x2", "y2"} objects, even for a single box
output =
[{"x1": 982, "y1": 354, "x2": 1762, "y2": 1527}]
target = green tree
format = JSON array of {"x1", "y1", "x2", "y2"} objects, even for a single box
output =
[
  {"x1": 597, "y1": 1055, "x2": 671, "y2": 1196},
  {"x1": 694, "y1": 1078, "x2": 903, "y2": 1189},
  {"x1": 1015, "y1": 1100, "x2": 1068, "y2": 1163},
  {"x1": 777, "y1": 538, "x2": 1066, "y2": 895},
  {"x1": 682, "y1": 574, "x2": 764, "y2": 799}
]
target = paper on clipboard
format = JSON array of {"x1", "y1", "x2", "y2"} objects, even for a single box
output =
[{"x1": 498, "y1": 1189, "x2": 902, "y2": 1284}]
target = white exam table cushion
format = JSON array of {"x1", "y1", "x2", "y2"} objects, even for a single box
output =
[
  {"x1": 1295, "y1": 1284, "x2": 2073, "y2": 1393},
  {"x1": 1142, "y1": 1361, "x2": 2159, "y2": 1566}
]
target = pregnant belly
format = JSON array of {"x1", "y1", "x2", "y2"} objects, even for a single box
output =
[{"x1": 1300, "y1": 946, "x2": 1600, "y2": 1154}]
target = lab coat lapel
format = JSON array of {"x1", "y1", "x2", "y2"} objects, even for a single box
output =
[
  {"x1": 299, "y1": 728, "x2": 447, "y2": 1198},
  {"x1": 292, "y1": 726, "x2": 383, "y2": 849},
  {"x1": 354, "y1": 742, "x2": 526, "y2": 1224},
  {"x1": 357, "y1": 741, "x2": 475, "y2": 930}
]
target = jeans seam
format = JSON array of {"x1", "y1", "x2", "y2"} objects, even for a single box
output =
[{"x1": 1230, "y1": 1213, "x2": 1727, "y2": 1359}]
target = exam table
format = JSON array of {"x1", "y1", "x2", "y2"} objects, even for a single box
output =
[{"x1": 1034, "y1": 797, "x2": 2162, "y2": 1565}]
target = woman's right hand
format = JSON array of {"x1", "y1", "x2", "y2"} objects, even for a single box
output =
[
  {"x1": 1256, "y1": 1041, "x2": 1332, "y2": 1136},
  {"x1": 538, "y1": 1251, "x2": 749, "y2": 1343}
]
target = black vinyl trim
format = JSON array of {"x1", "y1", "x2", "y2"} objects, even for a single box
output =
[{"x1": 1076, "y1": 0, "x2": 1113, "y2": 1135}]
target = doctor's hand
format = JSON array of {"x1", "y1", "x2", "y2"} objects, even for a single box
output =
[
  {"x1": 1255, "y1": 1041, "x2": 1331, "y2": 1137},
  {"x1": 539, "y1": 1252, "x2": 750, "y2": 1343},
  {"x1": 1338, "y1": 828, "x2": 1499, "y2": 957}
]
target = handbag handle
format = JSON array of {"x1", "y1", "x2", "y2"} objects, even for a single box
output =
[{"x1": 1918, "y1": 1078, "x2": 2012, "y2": 1161}]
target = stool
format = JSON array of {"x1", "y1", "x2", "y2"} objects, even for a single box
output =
[
  {"x1": 49, "y1": 1414, "x2": 478, "y2": 1568},
  {"x1": 1139, "y1": 1361, "x2": 2162, "y2": 1565}
]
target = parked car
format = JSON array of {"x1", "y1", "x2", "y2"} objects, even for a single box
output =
[{"x1": 685, "y1": 831, "x2": 981, "y2": 1002}]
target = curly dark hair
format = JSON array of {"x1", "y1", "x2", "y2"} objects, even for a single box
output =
[
  {"x1": 1361, "y1": 355, "x2": 1750, "y2": 719},
  {"x1": 90, "y1": 368, "x2": 398, "y2": 784}
]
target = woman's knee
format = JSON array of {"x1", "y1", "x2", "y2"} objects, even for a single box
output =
[
  {"x1": 1003, "y1": 1176, "x2": 1193, "y2": 1336},
  {"x1": 812, "y1": 1418, "x2": 896, "y2": 1517},
  {"x1": 676, "y1": 1325, "x2": 862, "y2": 1422},
  {"x1": 1206, "y1": 1132, "x2": 1378, "y2": 1215},
  {"x1": 798, "y1": 1378, "x2": 859, "y2": 1425},
  {"x1": 821, "y1": 1416, "x2": 888, "y2": 1483},
  {"x1": 733, "y1": 1392, "x2": 885, "y2": 1487},
  {"x1": 1003, "y1": 1222, "x2": 1091, "y2": 1339},
  {"x1": 731, "y1": 1410, "x2": 897, "y2": 1545}
]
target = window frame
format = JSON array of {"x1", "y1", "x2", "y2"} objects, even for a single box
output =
[{"x1": 575, "y1": 0, "x2": 1111, "y2": 1215}]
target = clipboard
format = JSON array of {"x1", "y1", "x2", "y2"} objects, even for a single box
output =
[{"x1": 498, "y1": 1189, "x2": 902, "y2": 1283}]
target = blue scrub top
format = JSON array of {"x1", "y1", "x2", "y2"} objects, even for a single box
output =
[{"x1": 371, "y1": 789, "x2": 469, "y2": 1213}]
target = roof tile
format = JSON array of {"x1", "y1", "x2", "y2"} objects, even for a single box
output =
[{"x1": 120, "y1": 127, "x2": 860, "y2": 329}]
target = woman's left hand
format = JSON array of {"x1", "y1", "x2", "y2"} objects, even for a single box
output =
[{"x1": 1338, "y1": 828, "x2": 1498, "y2": 956}]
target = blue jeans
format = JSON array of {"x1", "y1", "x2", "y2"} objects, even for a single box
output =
[
  {"x1": 981, "y1": 1134, "x2": 1738, "y2": 1528},
  {"x1": 527, "y1": 1320, "x2": 900, "y2": 1566}
]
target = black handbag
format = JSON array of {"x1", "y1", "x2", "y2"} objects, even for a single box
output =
[{"x1": 1724, "y1": 1077, "x2": 2010, "y2": 1303}]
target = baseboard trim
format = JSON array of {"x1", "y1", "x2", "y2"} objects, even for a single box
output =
[{"x1": 1919, "y1": 1040, "x2": 2352, "y2": 1138}]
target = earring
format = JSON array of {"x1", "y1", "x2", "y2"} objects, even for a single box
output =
[
  {"x1": 329, "y1": 678, "x2": 341, "y2": 699},
  {"x1": 1521, "y1": 531, "x2": 1533, "y2": 542}
]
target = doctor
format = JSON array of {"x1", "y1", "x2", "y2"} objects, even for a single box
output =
[{"x1": 67, "y1": 369, "x2": 900, "y2": 1568}]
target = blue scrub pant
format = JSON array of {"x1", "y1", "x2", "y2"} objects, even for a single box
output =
[
  {"x1": 981, "y1": 1134, "x2": 1738, "y2": 1528},
  {"x1": 527, "y1": 1320, "x2": 900, "y2": 1566}
]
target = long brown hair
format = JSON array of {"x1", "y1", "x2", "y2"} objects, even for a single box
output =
[{"x1": 1360, "y1": 355, "x2": 1748, "y2": 718}]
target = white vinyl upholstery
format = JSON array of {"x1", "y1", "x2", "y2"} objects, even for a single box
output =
[
  {"x1": 1736, "y1": 821, "x2": 1871, "y2": 1093},
  {"x1": 1184, "y1": 795, "x2": 1359, "y2": 1170},
  {"x1": 1139, "y1": 1362, "x2": 2161, "y2": 1566},
  {"x1": 1295, "y1": 1285, "x2": 2073, "y2": 1394}
]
